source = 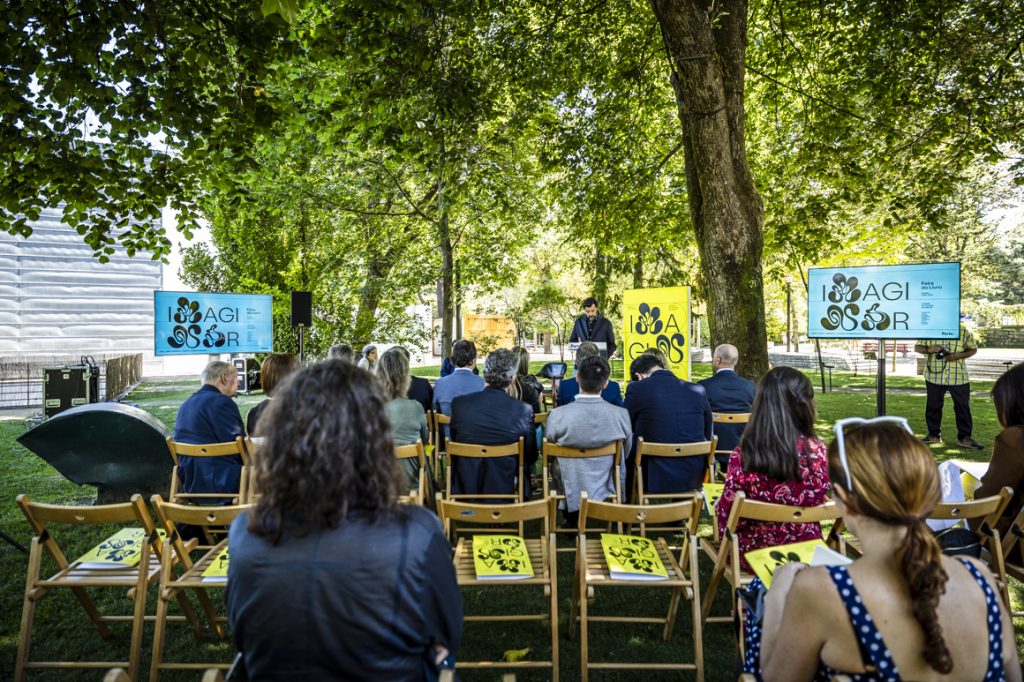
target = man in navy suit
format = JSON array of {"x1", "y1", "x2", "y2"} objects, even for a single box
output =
[
  {"x1": 624, "y1": 353, "x2": 713, "y2": 500},
  {"x1": 569, "y1": 297, "x2": 617, "y2": 358},
  {"x1": 557, "y1": 342, "x2": 623, "y2": 407},
  {"x1": 173, "y1": 361, "x2": 245, "y2": 496},
  {"x1": 450, "y1": 349, "x2": 537, "y2": 499},
  {"x1": 699, "y1": 344, "x2": 756, "y2": 465}
]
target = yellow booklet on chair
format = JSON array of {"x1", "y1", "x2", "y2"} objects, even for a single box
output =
[
  {"x1": 201, "y1": 546, "x2": 230, "y2": 583},
  {"x1": 75, "y1": 528, "x2": 164, "y2": 569},
  {"x1": 701, "y1": 483, "x2": 724, "y2": 515},
  {"x1": 600, "y1": 533, "x2": 669, "y2": 581},
  {"x1": 472, "y1": 535, "x2": 534, "y2": 580},
  {"x1": 745, "y1": 539, "x2": 852, "y2": 587}
]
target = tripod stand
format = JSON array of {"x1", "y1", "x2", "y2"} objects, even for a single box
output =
[{"x1": 0, "y1": 527, "x2": 27, "y2": 553}]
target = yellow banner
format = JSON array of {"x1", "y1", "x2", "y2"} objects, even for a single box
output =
[{"x1": 622, "y1": 286, "x2": 691, "y2": 382}]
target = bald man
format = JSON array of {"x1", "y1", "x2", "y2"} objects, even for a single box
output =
[{"x1": 698, "y1": 344, "x2": 756, "y2": 458}]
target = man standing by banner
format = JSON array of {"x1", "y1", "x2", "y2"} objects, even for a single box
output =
[
  {"x1": 915, "y1": 322, "x2": 984, "y2": 450},
  {"x1": 569, "y1": 297, "x2": 617, "y2": 358}
]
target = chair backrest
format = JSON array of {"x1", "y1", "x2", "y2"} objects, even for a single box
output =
[
  {"x1": 395, "y1": 439, "x2": 428, "y2": 503},
  {"x1": 17, "y1": 493, "x2": 160, "y2": 569},
  {"x1": 151, "y1": 494, "x2": 251, "y2": 564},
  {"x1": 165, "y1": 436, "x2": 251, "y2": 503},
  {"x1": 930, "y1": 487, "x2": 1012, "y2": 527},
  {"x1": 165, "y1": 437, "x2": 249, "y2": 465},
  {"x1": 541, "y1": 438, "x2": 623, "y2": 504},
  {"x1": 579, "y1": 493, "x2": 702, "y2": 532},
  {"x1": 635, "y1": 437, "x2": 717, "y2": 501},
  {"x1": 445, "y1": 438, "x2": 525, "y2": 502},
  {"x1": 712, "y1": 412, "x2": 751, "y2": 425},
  {"x1": 533, "y1": 412, "x2": 549, "y2": 426},
  {"x1": 725, "y1": 492, "x2": 839, "y2": 529},
  {"x1": 437, "y1": 497, "x2": 552, "y2": 536}
]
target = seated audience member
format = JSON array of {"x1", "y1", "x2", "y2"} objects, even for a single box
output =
[
  {"x1": 698, "y1": 343, "x2": 756, "y2": 463},
  {"x1": 715, "y1": 366, "x2": 830, "y2": 570},
  {"x1": 357, "y1": 344, "x2": 378, "y2": 373},
  {"x1": 441, "y1": 342, "x2": 480, "y2": 378},
  {"x1": 327, "y1": 343, "x2": 354, "y2": 362},
  {"x1": 545, "y1": 356, "x2": 632, "y2": 525},
  {"x1": 751, "y1": 420, "x2": 1021, "y2": 682},
  {"x1": 227, "y1": 361, "x2": 461, "y2": 679},
  {"x1": 433, "y1": 339, "x2": 484, "y2": 421},
  {"x1": 557, "y1": 342, "x2": 623, "y2": 407},
  {"x1": 449, "y1": 348, "x2": 537, "y2": 498},
  {"x1": 623, "y1": 353, "x2": 712, "y2": 500},
  {"x1": 246, "y1": 353, "x2": 300, "y2": 436},
  {"x1": 510, "y1": 346, "x2": 544, "y2": 413},
  {"x1": 971, "y1": 361, "x2": 1024, "y2": 563},
  {"x1": 392, "y1": 345, "x2": 434, "y2": 413},
  {"x1": 173, "y1": 361, "x2": 245, "y2": 496},
  {"x1": 378, "y1": 348, "x2": 431, "y2": 495}
]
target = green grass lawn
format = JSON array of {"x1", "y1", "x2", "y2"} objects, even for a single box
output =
[{"x1": 0, "y1": 368, "x2": 1020, "y2": 680}]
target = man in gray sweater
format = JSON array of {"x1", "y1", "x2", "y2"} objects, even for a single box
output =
[{"x1": 545, "y1": 355, "x2": 632, "y2": 525}]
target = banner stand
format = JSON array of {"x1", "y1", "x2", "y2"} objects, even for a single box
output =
[{"x1": 876, "y1": 339, "x2": 887, "y2": 416}]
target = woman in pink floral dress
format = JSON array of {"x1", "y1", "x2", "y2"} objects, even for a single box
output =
[{"x1": 715, "y1": 366, "x2": 831, "y2": 570}]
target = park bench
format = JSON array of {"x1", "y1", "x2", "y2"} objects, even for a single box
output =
[{"x1": 860, "y1": 341, "x2": 912, "y2": 359}]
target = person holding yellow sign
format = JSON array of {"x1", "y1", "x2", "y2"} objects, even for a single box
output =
[{"x1": 749, "y1": 420, "x2": 1019, "y2": 682}]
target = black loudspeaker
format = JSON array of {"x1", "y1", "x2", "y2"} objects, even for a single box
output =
[
  {"x1": 232, "y1": 357, "x2": 261, "y2": 393},
  {"x1": 43, "y1": 365, "x2": 96, "y2": 418},
  {"x1": 291, "y1": 291, "x2": 312, "y2": 327}
]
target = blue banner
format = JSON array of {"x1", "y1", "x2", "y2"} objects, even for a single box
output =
[
  {"x1": 154, "y1": 291, "x2": 274, "y2": 356},
  {"x1": 807, "y1": 263, "x2": 961, "y2": 339}
]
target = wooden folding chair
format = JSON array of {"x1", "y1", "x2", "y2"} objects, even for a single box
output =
[
  {"x1": 434, "y1": 412, "x2": 451, "y2": 487},
  {"x1": 700, "y1": 493, "x2": 841, "y2": 630},
  {"x1": 634, "y1": 437, "x2": 716, "y2": 537},
  {"x1": 533, "y1": 412, "x2": 549, "y2": 427},
  {"x1": 15, "y1": 494, "x2": 181, "y2": 681},
  {"x1": 395, "y1": 439, "x2": 428, "y2": 505},
  {"x1": 1001, "y1": 504, "x2": 1024, "y2": 621},
  {"x1": 572, "y1": 493, "x2": 704, "y2": 682},
  {"x1": 149, "y1": 495, "x2": 252, "y2": 681},
  {"x1": 166, "y1": 436, "x2": 251, "y2": 504},
  {"x1": 542, "y1": 438, "x2": 623, "y2": 549},
  {"x1": 930, "y1": 487, "x2": 1012, "y2": 609},
  {"x1": 711, "y1": 412, "x2": 749, "y2": 480},
  {"x1": 437, "y1": 497, "x2": 558, "y2": 680}
]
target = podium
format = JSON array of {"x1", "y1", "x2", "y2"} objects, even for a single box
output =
[{"x1": 568, "y1": 341, "x2": 609, "y2": 360}]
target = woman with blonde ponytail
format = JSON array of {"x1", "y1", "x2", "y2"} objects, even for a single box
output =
[{"x1": 752, "y1": 419, "x2": 1019, "y2": 682}]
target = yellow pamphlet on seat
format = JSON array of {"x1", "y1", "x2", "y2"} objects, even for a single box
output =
[
  {"x1": 75, "y1": 528, "x2": 164, "y2": 569},
  {"x1": 702, "y1": 483, "x2": 724, "y2": 515},
  {"x1": 472, "y1": 535, "x2": 533, "y2": 580},
  {"x1": 600, "y1": 533, "x2": 669, "y2": 581},
  {"x1": 201, "y1": 546, "x2": 230, "y2": 583},
  {"x1": 745, "y1": 539, "x2": 852, "y2": 587}
]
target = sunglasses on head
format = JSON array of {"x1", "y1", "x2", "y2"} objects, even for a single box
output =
[{"x1": 832, "y1": 416, "x2": 914, "y2": 492}]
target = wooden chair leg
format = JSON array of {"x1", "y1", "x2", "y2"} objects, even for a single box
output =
[
  {"x1": 174, "y1": 589, "x2": 203, "y2": 638},
  {"x1": 579, "y1": 567, "x2": 590, "y2": 682},
  {"x1": 150, "y1": 590, "x2": 172, "y2": 682},
  {"x1": 549, "y1": 536, "x2": 559, "y2": 682},
  {"x1": 569, "y1": 545, "x2": 580, "y2": 638},
  {"x1": 701, "y1": 547, "x2": 729, "y2": 623},
  {"x1": 15, "y1": 540, "x2": 44, "y2": 682},
  {"x1": 689, "y1": 540, "x2": 704, "y2": 682},
  {"x1": 194, "y1": 586, "x2": 226, "y2": 638},
  {"x1": 663, "y1": 586, "x2": 682, "y2": 641},
  {"x1": 127, "y1": 552, "x2": 150, "y2": 680}
]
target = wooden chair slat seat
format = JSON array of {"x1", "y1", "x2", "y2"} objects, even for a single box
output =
[
  {"x1": 572, "y1": 493, "x2": 704, "y2": 682},
  {"x1": 437, "y1": 497, "x2": 559, "y2": 679},
  {"x1": 15, "y1": 494, "x2": 183, "y2": 681}
]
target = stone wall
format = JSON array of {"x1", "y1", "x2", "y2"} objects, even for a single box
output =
[{"x1": 981, "y1": 326, "x2": 1024, "y2": 349}]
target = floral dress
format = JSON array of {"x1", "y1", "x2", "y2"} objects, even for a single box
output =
[{"x1": 715, "y1": 435, "x2": 831, "y2": 571}]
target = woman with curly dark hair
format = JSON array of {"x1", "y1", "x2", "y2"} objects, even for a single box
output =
[
  {"x1": 226, "y1": 361, "x2": 462, "y2": 680},
  {"x1": 752, "y1": 420, "x2": 1020, "y2": 681}
]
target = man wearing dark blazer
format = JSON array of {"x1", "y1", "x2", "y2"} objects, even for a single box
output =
[
  {"x1": 449, "y1": 349, "x2": 537, "y2": 499},
  {"x1": 556, "y1": 342, "x2": 623, "y2": 407},
  {"x1": 624, "y1": 354, "x2": 713, "y2": 500},
  {"x1": 569, "y1": 297, "x2": 617, "y2": 358},
  {"x1": 699, "y1": 344, "x2": 756, "y2": 464},
  {"x1": 173, "y1": 360, "x2": 245, "y2": 496}
]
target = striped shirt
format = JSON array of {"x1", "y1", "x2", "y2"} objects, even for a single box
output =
[{"x1": 917, "y1": 325, "x2": 976, "y2": 386}]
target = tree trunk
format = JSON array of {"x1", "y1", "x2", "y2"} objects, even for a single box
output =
[
  {"x1": 438, "y1": 214, "x2": 454, "y2": 360},
  {"x1": 650, "y1": 0, "x2": 770, "y2": 381},
  {"x1": 632, "y1": 255, "x2": 643, "y2": 289},
  {"x1": 594, "y1": 240, "x2": 609, "y2": 304}
]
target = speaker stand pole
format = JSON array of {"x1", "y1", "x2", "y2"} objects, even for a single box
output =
[
  {"x1": 298, "y1": 324, "x2": 306, "y2": 364},
  {"x1": 0, "y1": 527, "x2": 27, "y2": 553}
]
